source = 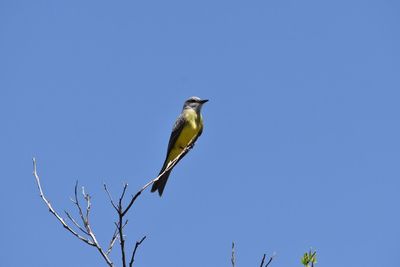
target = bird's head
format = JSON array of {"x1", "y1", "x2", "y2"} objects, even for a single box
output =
[{"x1": 183, "y1": 96, "x2": 209, "y2": 112}]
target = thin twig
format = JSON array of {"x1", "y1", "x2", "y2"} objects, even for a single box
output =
[
  {"x1": 264, "y1": 256, "x2": 274, "y2": 267},
  {"x1": 104, "y1": 183, "x2": 118, "y2": 211},
  {"x1": 106, "y1": 227, "x2": 119, "y2": 255},
  {"x1": 231, "y1": 242, "x2": 235, "y2": 267},
  {"x1": 118, "y1": 217, "x2": 127, "y2": 267},
  {"x1": 87, "y1": 225, "x2": 112, "y2": 267},
  {"x1": 65, "y1": 211, "x2": 89, "y2": 235},
  {"x1": 114, "y1": 145, "x2": 192, "y2": 266},
  {"x1": 310, "y1": 251, "x2": 316, "y2": 267},
  {"x1": 33, "y1": 144, "x2": 192, "y2": 267},
  {"x1": 82, "y1": 187, "x2": 91, "y2": 225},
  {"x1": 120, "y1": 183, "x2": 128, "y2": 204},
  {"x1": 260, "y1": 253, "x2": 275, "y2": 267},
  {"x1": 32, "y1": 158, "x2": 95, "y2": 246},
  {"x1": 260, "y1": 254, "x2": 266, "y2": 267},
  {"x1": 114, "y1": 220, "x2": 129, "y2": 230},
  {"x1": 129, "y1": 236, "x2": 147, "y2": 267},
  {"x1": 32, "y1": 158, "x2": 114, "y2": 267},
  {"x1": 118, "y1": 184, "x2": 129, "y2": 267},
  {"x1": 81, "y1": 186, "x2": 113, "y2": 267},
  {"x1": 73, "y1": 181, "x2": 87, "y2": 227},
  {"x1": 122, "y1": 144, "x2": 193, "y2": 216}
]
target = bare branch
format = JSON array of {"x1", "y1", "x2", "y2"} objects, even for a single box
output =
[
  {"x1": 80, "y1": 186, "x2": 113, "y2": 266},
  {"x1": 122, "y1": 144, "x2": 193, "y2": 216},
  {"x1": 73, "y1": 181, "x2": 87, "y2": 228},
  {"x1": 117, "y1": 184, "x2": 129, "y2": 267},
  {"x1": 65, "y1": 211, "x2": 89, "y2": 235},
  {"x1": 86, "y1": 225, "x2": 113, "y2": 267},
  {"x1": 114, "y1": 220, "x2": 129, "y2": 230},
  {"x1": 229, "y1": 242, "x2": 275, "y2": 267},
  {"x1": 129, "y1": 236, "x2": 146, "y2": 267},
  {"x1": 112, "y1": 145, "x2": 193, "y2": 266},
  {"x1": 260, "y1": 254, "x2": 266, "y2": 267},
  {"x1": 260, "y1": 252, "x2": 275, "y2": 267},
  {"x1": 32, "y1": 158, "x2": 114, "y2": 267},
  {"x1": 265, "y1": 257, "x2": 274, "y2": 267},
  {"x1": 33, "y1": 144, "x2": 193, "y2": 267},
  {"x1": 106, "y1": 227, "x2": 119, "y2": 255},
  {"x1": 120, "y1": 183, "x2": 128, "y2": 204},
  {"x1": 32, "y1": 158, "x2": 95, "y2": 246},
  {"x1": 231, "y1": 242, "x2": 235, "y2": 267},
  {"x1": 82, "y1": 186, "x2": 91, "y2": 225},
  {"x1": 118, "y1": 219, "x2": 127, "y2": 267},
  {"x1": 104, "y1": 183, "x2": 118, "y2": 211}
]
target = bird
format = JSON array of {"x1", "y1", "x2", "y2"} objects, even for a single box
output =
[{"x1": 151, "y1": 96, "x2": 208, "y2": 196}]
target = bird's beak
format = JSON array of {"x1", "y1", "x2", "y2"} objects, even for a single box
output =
[{"x1": 200, "y1": 99, "x2": 209, "y2": 104}]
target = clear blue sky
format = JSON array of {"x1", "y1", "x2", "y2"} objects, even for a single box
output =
[{"x1": 1, "y1": 1, "x2": 399, "y2": 266}]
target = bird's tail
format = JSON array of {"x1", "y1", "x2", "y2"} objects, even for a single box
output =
[{"x1": 151, "y1": 168, "x2": 172, "y2": 197}]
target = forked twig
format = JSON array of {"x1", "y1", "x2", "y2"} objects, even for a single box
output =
[
  {"x1": 32, "y1": 158, "x2": 95, "y2": 246},
  {"x1": 103, "y1": 144, "x2": 194, "y2": 266},
  {"x1": 32, "y1": 158, "x2": 114, "y2": 267},
  {"x1": 65, "y1": 210, "x2": 89, "y2": 235},
  {"x1": 33, "y1": 143, "x2": 194, "y2": 267},
  {"x1": 104, "y1": 183, "x2": 118, "y2": 212}
]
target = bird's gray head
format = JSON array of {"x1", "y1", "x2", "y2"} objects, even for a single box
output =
[{"x1": 183, "y1": 96, "x2": 209, "y2": 112}]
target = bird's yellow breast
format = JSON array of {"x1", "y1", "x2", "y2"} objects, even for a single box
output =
[{"x1": 168, "y1": 109, "x2": 203, "y2": 162}]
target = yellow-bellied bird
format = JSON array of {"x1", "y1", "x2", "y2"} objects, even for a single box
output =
[{"x1": 151, "y1": 96, "x2": 208, "y2": 196}]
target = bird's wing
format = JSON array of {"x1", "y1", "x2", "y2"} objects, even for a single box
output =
[{"x1": 160, "y1": 114, "x2": 186, "y2": 172}]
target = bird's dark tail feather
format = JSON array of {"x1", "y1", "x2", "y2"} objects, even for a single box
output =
[{"x1": 151, "y1": 169, "x2": 172, "y2": 197}]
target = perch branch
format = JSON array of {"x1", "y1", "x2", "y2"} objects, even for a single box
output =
[
  {"x1": 33, "y1": 143, "x2": 194, "y2": 267},
  {"x1": 122, "y1": 144, "x2": 193, "y2": 216},
  {"x1": 103, "y1": 144, "x2": 193, "y2": 266}
]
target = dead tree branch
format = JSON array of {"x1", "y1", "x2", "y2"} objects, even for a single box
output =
[
  {"x1": 32, "y1": 144, "x2": 193, "y2": 266},
  {"x1": 118, "y1": 184, "x2": 129, "y2": 267},
  {"x1": 230, "y1": 242, "x2": 275, "y2": 267},
  {"x1": 122, "y1": 144, "x2": 193, "y2": 217},
  {"x1": 103, "y1": 144, "x2": 193, "y2": 266},
  {"x1": 259, "y1": 253, "x2": 275, "y2": 267},
  {"x1": 106, "y1": 227, "x2": 119, "y2": 256},
  {"x1": 129, "y1": 236, "x2": 146, "y2": 267},
  {"x1": 231, "y1": 242, "x2": 236, "y2": 267},
  {"x1": 32, "y1": 158, "x2": 114, "y2": 266}
]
